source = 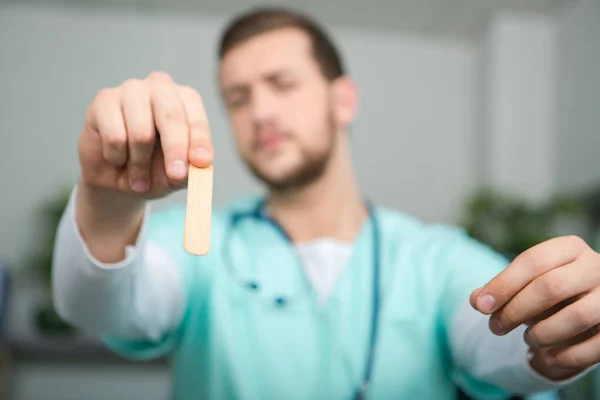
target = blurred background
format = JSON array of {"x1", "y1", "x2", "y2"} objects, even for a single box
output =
[{"x1": 0, "y1": 0, "x2": 598, "y2": 399}]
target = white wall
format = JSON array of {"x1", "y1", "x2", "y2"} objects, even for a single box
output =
[
  {"x1": 479, "y1": 12, "x2": 558, "y2": 204},
  {"x1": 0, "y1": 3, "x2": 479, "y2": 399},
  {"x1": 555, "y1": 0, "x2": 600, "y2": 193},
  {"x1": 0, "y1": 2, "x2": 478, "y2": 271}
]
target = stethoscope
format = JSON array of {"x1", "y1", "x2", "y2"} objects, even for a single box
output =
[{"x1": 222, "y1": 199, "x2": 381, "y2": 400}]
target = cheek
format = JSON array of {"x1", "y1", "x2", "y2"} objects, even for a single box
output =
[{"x1": 288, "y1": 90, "x2": 331, "y2": 141}]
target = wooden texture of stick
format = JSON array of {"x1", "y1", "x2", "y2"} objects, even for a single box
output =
[{"x1": 184, "y1": 164, "x2": 213, "y2": 255}]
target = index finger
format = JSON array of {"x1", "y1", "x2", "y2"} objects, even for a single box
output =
[
  {"x1": 148, "y1": 73, "x2": 189, "y2": 182},
  {"x1": 176, "y1": 85, "x2": 214, "y2": 168},
  {"x1": 472, "y1": 235, "x2": 587, "y2": 314}
]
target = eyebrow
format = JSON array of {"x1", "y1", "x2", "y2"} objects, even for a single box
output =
[
  {"x1": 222, "y1": 69, "x2": 296, "y2": 96},
  {"x1": 222, "y1": 84, "x2": 248, "y2": 99}
]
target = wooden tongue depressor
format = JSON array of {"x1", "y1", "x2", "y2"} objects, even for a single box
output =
[{"x1": 184, "y1": 164, "x2": 214, "y2": 255}]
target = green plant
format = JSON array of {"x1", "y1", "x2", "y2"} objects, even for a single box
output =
[
  {"x1": 461, "y1": 188, "x2": 586, "y2": 258},
  {"x1": 29, "y1": 187, "x2": 72, "y2": 282},
  {"x1": 28, "y1": 186, "x2": 75, "y2": 335}
]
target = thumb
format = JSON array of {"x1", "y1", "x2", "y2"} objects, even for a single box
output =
[{"x1": 470, "y1": 287, "x2": 483, "y2": 310}]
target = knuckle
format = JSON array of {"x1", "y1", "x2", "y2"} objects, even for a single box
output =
[
  {"x1": 492, "y1": 277, "x2": 511, "y2": 299},
  {"x1": 582, "y1": 246, "x2": 600, "y2": 266},
  {"x1": 521, "y1": 250, "x2": 544, "y2": 275},
  {"x1": 179, "y1": 85, "x2": 204, "y2": 103},
  {"x1": 571, "y1": 306, "x2": 599, "y2": 331},
  {"x1": 128, "y1": 165, "x2": 148, "y2": 176},
  {"x1": 163, "y1": 108, "x2": 187, "y2": 125},
  {"x1": 121, "y1": 78, "x2": 143, "y2": 90},
  {"x1": 558, "y1": 349, "x2": 585, "y2": 369},
  {"x1": 189, "y1": 120, "x2": 210, "y2": 137},
  {"x1": 128, "y1": 157, "x2": 150, "y2": 169},
  {"x1": 147, "y1": 71, "x2": 173, "y2": 83},
  {"x1": 594, "y1": 252, "x2": 600, "y2": 270},
  {"x1": 178, "y1": 85, "x2": 198, "y2": 97},
  {"x1": 538, "y1": 272, "x2": 569, "y2": 300},
  {"x1": 104, "y1": 132, "x2": 126, "y2": 150},
  {"x1": 103, "y1": 150, "x2": 125, "y2": 165},
  {"x1": 128, "y1": 124, "x2": 155, "y2": 144},
  {"x1": 529, "y1": 323, "x2": 558, "y2": 347},
  {"x1": 566, "y1": 235, "x2": 586, "y2": 250},
  {"x1": 94, "y1": 87, "x2": 118, "y2": 103},
  {"x1": 527, "y1": 327, "x2": 547, "y2": 347},
  {"x1": 129, "y1": 149, "x2": 153, "y2": 167},
  {"x1": 498, "y1": 307, "x2": 519, "y2": 327}
]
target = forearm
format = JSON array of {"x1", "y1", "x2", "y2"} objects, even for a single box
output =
[
  {"x1": 450, "y1": 300, "x2": 592, "y2": 395},
  {"x1": 52, "y1": 187, "x2": 185, "y2": 341},
  {"x1": 76, "y1": 181, "x2": 145, "y2": 263}
]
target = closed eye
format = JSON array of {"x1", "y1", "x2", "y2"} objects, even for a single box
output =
[
  {"x1": 223, "y1": 86, "x2": 249, "y2": 110},
  {"x1": 273, "y1": 79, "x2": 296, "y2": 92}
]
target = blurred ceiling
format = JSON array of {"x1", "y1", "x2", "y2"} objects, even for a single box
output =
[{"x1": 1, "y1": 0, "x2": 578, "y2": 37}]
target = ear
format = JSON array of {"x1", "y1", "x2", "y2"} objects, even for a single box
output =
[{"x1": 331, "y1": 75, "x2": 358, "y2": 128}]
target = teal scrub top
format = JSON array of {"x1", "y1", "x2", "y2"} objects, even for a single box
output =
[{"x1": 102, "y1": 196, "x2": 512, "y2": 400}]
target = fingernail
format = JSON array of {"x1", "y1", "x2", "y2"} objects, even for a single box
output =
[
  {"x1": 477, "y1": 294, "x2": 496, "y2": 313},
  {"x1": 489, "y1": 318, "x2": 504, "y2": 335},
  {"x1": 194, "y1": 146, "x2": 212, "y2": 160},
  {"x1": 131, "y1": 179, "x2": 149, "y2": 192},
  {"x1": 170, "y1": 160, "x2": 187, "y2": 178}
]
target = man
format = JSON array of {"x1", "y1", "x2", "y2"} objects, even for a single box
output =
[{"x1": 52, "y1": 6, "x2": 600, "y2": 400}]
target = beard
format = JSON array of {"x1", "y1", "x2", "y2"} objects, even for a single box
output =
[{"x1": 243, "y1": 113, "x2": 336, "y2": 193}]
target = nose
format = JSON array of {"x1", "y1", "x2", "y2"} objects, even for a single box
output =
[{"x1": 251, "y1": 85, "x2": 278, "y2": 126}]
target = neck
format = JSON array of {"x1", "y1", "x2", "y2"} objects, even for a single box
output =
[{"x1": 267, "y1": 134, "x2": 367, "y2": 243}]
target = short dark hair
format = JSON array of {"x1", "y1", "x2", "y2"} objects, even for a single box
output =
[{"x1": 218, "y1": 7, "x2": 345, "y2": 81}]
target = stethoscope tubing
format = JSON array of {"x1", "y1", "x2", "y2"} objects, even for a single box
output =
[{"x1": 223, "y1": 200, "x2": 382, "y2": 399}]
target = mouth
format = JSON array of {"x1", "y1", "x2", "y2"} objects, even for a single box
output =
[{"x1": 255, "y1": 132, "x2": 289, "y2": 151}]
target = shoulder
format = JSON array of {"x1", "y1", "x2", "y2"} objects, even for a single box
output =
[
  {"x1": 374, "y1": 205, "x2": 466, "y2": 246},
  {"x1": 374, "y1": 206, "x2": 509, "y2": 317},
  {"x1": 373, "y1": 205, "x2": 508, "y2": 269}
]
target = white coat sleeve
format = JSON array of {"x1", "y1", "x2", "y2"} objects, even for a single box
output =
[
  {"x1": 52, "y1": 186, "x2": 186, "y2": 342},
  {"x1": 450, "y1": 299, "x2": 595, "y2": 396}
]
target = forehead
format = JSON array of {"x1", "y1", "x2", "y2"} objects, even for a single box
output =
[{"x1": 219, "y1": 27, "x2": 319, "y2": 85}]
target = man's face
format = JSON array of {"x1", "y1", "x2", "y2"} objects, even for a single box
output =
[{"x1": 218, "y1": 28, "x2": 341, "y2": 191}]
